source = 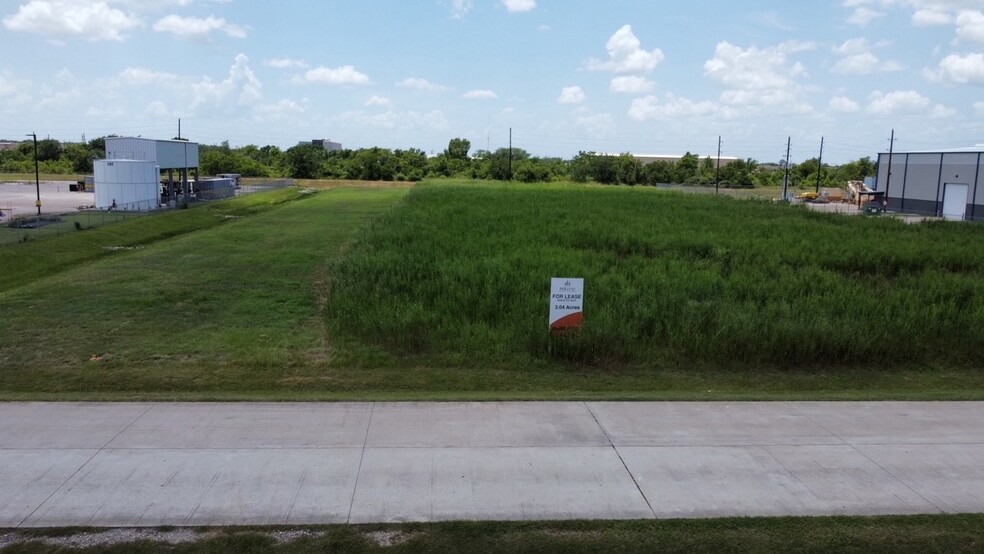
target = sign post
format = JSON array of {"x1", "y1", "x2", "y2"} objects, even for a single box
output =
[{"x1": 550, "y1": 278, "x2": 584, "y2": 331}]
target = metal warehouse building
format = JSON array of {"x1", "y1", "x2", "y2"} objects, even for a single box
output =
[
  {"x1": 100, "y1": 137, "x2": 200, "y2": 209},
  {"x1": 877, "y1": 148, "x2": 984, "y2": 221}
]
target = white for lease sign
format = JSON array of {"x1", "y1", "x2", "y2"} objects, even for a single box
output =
[{"x1": 550, "y1": 278, "x2": 584, "y2": 330}]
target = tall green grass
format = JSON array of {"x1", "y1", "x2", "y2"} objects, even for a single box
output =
[{"x1": 327, "y1": 182, "x2": 984, "y2": 370}]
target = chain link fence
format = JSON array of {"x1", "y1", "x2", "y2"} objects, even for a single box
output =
[{"x1": 1, "y1": 179, "x2": 294, "y2": 247}]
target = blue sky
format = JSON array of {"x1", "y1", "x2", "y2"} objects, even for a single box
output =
[{"x1": 3, "y1": 0, "x2": 984, "y2": 163}]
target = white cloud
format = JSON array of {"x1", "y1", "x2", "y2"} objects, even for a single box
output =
[
  {"x1": 296, "y1": 66, "x2": 371, "y2": 86},
  {"x1": 119, "y1": 67, "x2": 179, "y2": 84},
  {"x1": 925, "y1": 52, "x2": 984, "y2": 83},
  {"x1": 502, "y1": 0, "x2": 535, "y2": 13},
  {"x1": 866, "y1": 90, "x2": 932, "y2": 114},
  {"x1": 913, "y1": 9, "x2": 953, "y2": 25},
  {"x1": 264, "y1": 58, "x2": 308, "y2": 69},
  {"x1": 449, "y1": 0, "x2": 473, "y2": 19},
  {"x1": 397, "y1": 77, "x2": 450, "y2": 92},
  {"x1": 610, "y1": 75, "x2": 655, "y2": 94},
  {"x1": 829, "y1": 96, "x2": 861, "y2": 112},
  {"x1": 190, "y1": 53, "x2": 262, "y2": 109},
  {"x1": 462, "y1": 89, "x2": 498, "y2": 100},
  {"x1": 153, "y1": 14, "x2": 246, "y2": 39},
  {"x1": 628, "y1": 94, "x2": 733, "y2": 121},
  {"x1": 585, "y1": 25, "x2": 665, "y2": 73},
  {"x1": 705, "y1": 42, "x2": 808, "y2": 90},
  {"x1": 832, "y1": 38, "x2": 904, "y2": 75},
  {"x1": 975, "y1": 100, "x2": 984, "y2": 115},
  {"x1": 956, "y1": 10, "x2": 984, "y2": 42},
  {"x1": 847, "y1": 6, "x2": 885, "y2": 26},
  {"x1": 3, "y1": 0, "x2": 141, "y2": 41},
  {"x1": 557, "y1": 86, "x2": 586, "y2": 104},
  {"x1": 365, "y1": 95, "x2": 393, "y2": 108},
  {"x1": 704, "y1": 41, "x2": 813, "y2": 111}
]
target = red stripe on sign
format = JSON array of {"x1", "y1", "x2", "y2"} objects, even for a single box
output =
[{"x1": 551, "y1": 312, "x2": 583, "y2": 330}]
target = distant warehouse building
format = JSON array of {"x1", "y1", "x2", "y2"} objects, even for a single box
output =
[{"x1": 877, "y1": 147, "x2": 984, "y2": 221}]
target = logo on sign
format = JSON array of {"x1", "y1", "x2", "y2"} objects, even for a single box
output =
[{"x1": 550, "y1": 277, "x2": 584, "y2": 330}]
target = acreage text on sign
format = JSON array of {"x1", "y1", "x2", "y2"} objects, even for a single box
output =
[{"x1": 550, "y1": 278, "x2": 584, "y2": 330}]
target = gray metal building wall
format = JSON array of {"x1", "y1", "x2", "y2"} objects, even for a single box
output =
[{"x1": 877, "y1": 151, "x2": 984, "y2": 221}]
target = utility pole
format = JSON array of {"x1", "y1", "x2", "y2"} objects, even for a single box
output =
[
  {"x1": 715, "y1": 136, "x2": 722, "y2": 195},
  {"x1": 815, "y1": 137, "x2": 824, "y2": 195},
  {"x1": 508, "y1": 127, "x2": 513, "y2": 181},
  {"x1": 783, "y1": 137, "x2": 791, "y2": 201},
  {"x1": 178, "y1": 119, "x2": 181, "y2": 140},
  {"x1": 26, "y1": 133, "x2": 40, "y2": 215},
  {"x1": 884, "y1": 129, "x2": 895, "y2": 201}
]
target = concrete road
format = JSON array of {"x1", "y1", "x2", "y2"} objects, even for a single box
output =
[{"x1": 1, "y1": 402, "x2": 983, "y2": 527}]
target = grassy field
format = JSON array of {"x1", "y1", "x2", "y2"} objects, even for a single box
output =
[
  {"x1": 327, "y1": 182, "x2": 984, "y2": 370},
  {"x1": 1, "y1": 180, "x2": 983, "y2": 400},
  {"x1": 4, "y1": 515, "x2": 984, "y2": 553},
  {"x1": 0, "y1": 186, "x2": 408, "y2": 398}
]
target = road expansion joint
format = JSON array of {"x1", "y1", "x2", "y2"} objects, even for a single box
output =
[{"x1": 583, "y1": 401, "x2": 656, "y2": 519}]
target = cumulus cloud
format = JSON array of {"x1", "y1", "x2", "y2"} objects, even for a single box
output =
[
  {"x1": 832, "y1": 38, "x2": 904, "y2": 75},
  {"x1": 190, "y1": 53, "x2": 262, "y2": 108},
  {"x1": 628, "y1": 94, "x2": 734, "y2": 121},
  {"x1": 557, "y1": 86, "x2": 586, "y2": 104},
  {"x1": 365, "y1": 95, "x2": 393, "y2": 108},
  {"x1": 866, "y1": 90, "x2": 932, "y2": 114},
  {"x1": 610, "y1": 76, "x2": 655, "y2": 94},
  {"x1": 296, "y1": 66, "x2": 371, "y2": 86},
  {"x1": 264, "y1": 58, "x2": 308, "y2": 69},
  {"x1": 397, "y1": 77, "x2": 450, "y2": 92},
  {"x1": 925, "y1": 52, "x2": 984, "y2": 83},
  {"x1": 913, "y1": 8, "x2": 953, "y2": 26},
  {"x1": 585, "y1": 25, "x2": 665, "y2": 73},
  {"x1": 153, "y1": 14, "x2": 246, "y2": 39},
  {"x1": 847, "y1": 6, "x2": 885, "y2": 26},
  {"x1": 502, "y1": 0, "x2": 536, "y2": 13},
  {"x1": 704, "y1": 41, "x2": 810, "y2": 91},
  {"x1": 3, "y1": 0, "x2": 141, "y2": 41},
  {"x1": 462, "y1": 89, "x2": 498, "y2": 100},
  {"x1": 118, "y1": 67, "x2": 179, "y2": 84},
  {"x1": 956, "y1": 10, "x2": 984, "y2": 42},
  {"x1": 829, "y1": 96, "x2": 861, "y2": 112}
]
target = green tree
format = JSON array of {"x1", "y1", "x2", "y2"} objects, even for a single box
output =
[
  {"x1": 677, "y1": 152, "x2": 699, "y2": 183},
  {"x1": 62, "y1": 143, "x2": 95, "y2": 173},
  {"x1": 285, "y1": 144, "x2": 325, "y2": 179},
  {"x1": 643, "y1": 160, "x2": 677, "y2": 185},
  {"x1": 445, "y1": 138, "x2": 471, "y2": 160}
]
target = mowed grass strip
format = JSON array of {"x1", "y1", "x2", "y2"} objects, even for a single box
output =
[
  {"x1": 6, "y1": 515, "x2": 984, "y2": 553},
  {"x1": 0, "y1": 187, "x2": 408, "y2": 395},
  {"x1": 327, "y1": 182, "x2": 984, "y2": 371},
  {"x1": 0, "y1": 187, "x2": 311, "y2": 293}
]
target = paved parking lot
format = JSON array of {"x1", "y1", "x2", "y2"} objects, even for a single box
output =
[
  {"x1": 0, "y1": 182, "x2": 93, "y2": 221},
  {"x1": 2, "y1": 402, "x2": 983, "y2": 527}
]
